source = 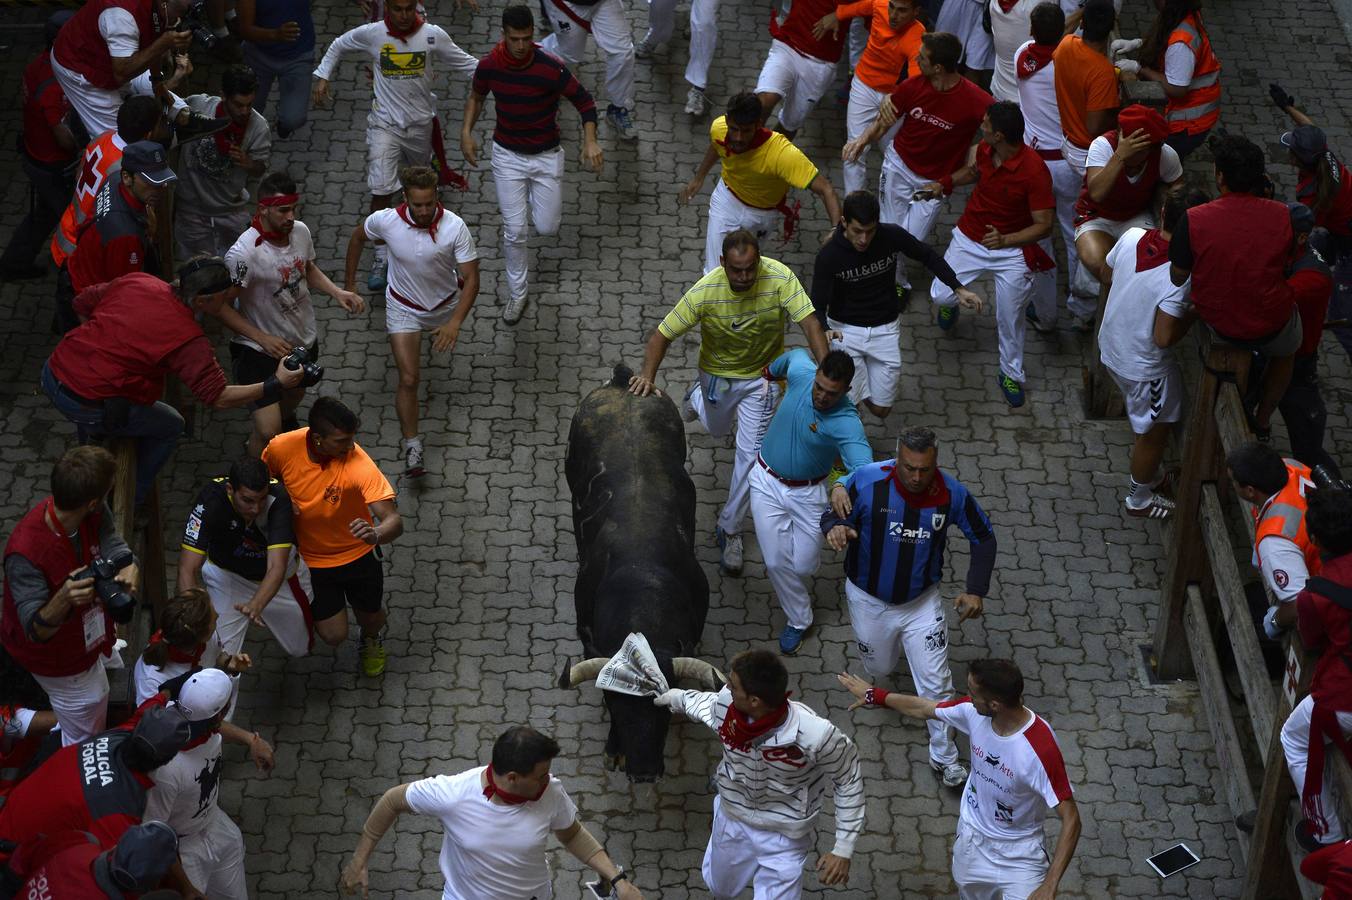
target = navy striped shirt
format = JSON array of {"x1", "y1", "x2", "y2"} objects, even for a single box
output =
[
  {"x1": 472, "y1": 45, "x2": 597, "y2": 155},
  {"x1": 821, "y1": 462, "x2": 996, "y2": 604}
]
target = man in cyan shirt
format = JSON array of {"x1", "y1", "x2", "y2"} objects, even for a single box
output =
[
  {"x1": 750, "y1": 349, "x2": 872, "y2": 654},
  {"x1": 680, "y1": 91, "x2": 841, "y2": 274}
]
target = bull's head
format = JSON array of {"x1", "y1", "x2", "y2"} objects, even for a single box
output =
[{"x1": 560, "y1": 656, "x2": 723, "y2": 783}]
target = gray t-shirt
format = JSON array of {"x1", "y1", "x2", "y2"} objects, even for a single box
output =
[{"x1": 176, "y1": 94, "x2": 272, "y2": 215}]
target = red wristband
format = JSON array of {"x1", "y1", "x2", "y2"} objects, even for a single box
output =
[{"x1": 864, "y1": 687, "x2": 889, "y2": 707}]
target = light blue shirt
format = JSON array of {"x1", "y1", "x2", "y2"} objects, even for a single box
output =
[{"x1": 759, "y1": 349, "x2": 872, "y2": 481}]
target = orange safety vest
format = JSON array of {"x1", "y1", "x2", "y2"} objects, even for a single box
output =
[
  {"x1": 1163, "y1": 12, "x2": 1221, "y2": 137},
  {"x1": 50, "y1": 130, "x2": 126, "y2": 267},
  {"x1": 1254, "y1": 460, "x2": 1323, "y2": 580}
]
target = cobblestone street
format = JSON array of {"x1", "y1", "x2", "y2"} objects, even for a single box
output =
[{"x1": 3, "y1": 0, "x2": 1352, "y2": 896}]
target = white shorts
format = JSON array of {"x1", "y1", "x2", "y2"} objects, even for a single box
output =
[
  {"x1": 180, "y1": 807, "x2": 249, "y2": 900},
  {"x1": 702, "y1": 796, "x2": 812, "y2": 899},
  {"x1": 201, "y1": 558, "x2": 315, "y2": 659},
  {"x1": 366, "y1": 114, "x2": 433, "y2": 196},
  {"x1": 754, "y1": 39, "x2": 836, "y2": 133},
  {"x1": 827, "y1": 316, "x2": 902, "y2": 406},
  {"x1": 385, "y1": 295, "x2": 459, "y2": 334},
  {"x1": 1106, "y1": 365, "x2": 1184, "y2": 434},
  {"x1": 1073, "y1": 209, "x2": 1155, "y2": 242},
  {"x1": 951, "y1": 822, "x2": 1049, "y2": 900}
]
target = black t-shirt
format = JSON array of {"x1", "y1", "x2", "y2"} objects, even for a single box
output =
[
  {"x1": 811, "y1": 223, "x2": 963, "y2": 327},
  {"x1": 181, "y1": 478, "x2": 294, "y2": 581}
]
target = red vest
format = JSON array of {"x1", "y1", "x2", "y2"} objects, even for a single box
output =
[
  {"x1": 48, "y1": 273, "x2": 205, "y2": 406},
  {"x1": 1, "y1": 499, "x2": 112, "y2": 678},
  {"x1": 13, "y1": 832, "x2": 115, "y2": 900},
  {"x1": 1187, "y1": 193, "x2": 1296, "y2": 340},
  {"x1": 53, "y1": 0, "x2": 160, "y2": 91},
  {"x1": 1073, "y1": 131, "x2": 1162, "y2": 224}
]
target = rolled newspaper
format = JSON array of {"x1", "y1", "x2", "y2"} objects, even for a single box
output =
[{"x1": 595, "y1": 633, "x2": 670, "y2": 697}]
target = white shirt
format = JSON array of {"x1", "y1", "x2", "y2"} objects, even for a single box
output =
[
  {"x1": 131, "y1": 632, "x2": 227, "y2": 709},
  {"x1": 665, "y1": 687, "x2": 865, "y2": 857},
  {"x1": 989, "y1": 0, "x2": 1079, "y2": 102},
  {"x1": 364, "y1": 206, "x2": 477, "y2": 311},
  {"x1": 99, "y1": 8, "x2": 140, "y2": 57},
  {"x1": 142, "y1": 731, "x2": 225, "y2": 837},
  {"x1": 1164, "y1": 41, "x2": 1196, "y2": 87},
  {"x1": 404, "y1": 766, "x2": 577, "y2": 900},
  {"x1": 1257, "y1": 535, "x2": 1311, "y2": 603},
  {"x1": 1098, "y1": 228, "x2": 1185, "y2": 382},
  {"x1": 933, "y1": 700, "x2": 1073, "y2": 841},
  {"x1": 313, "y1": 21, "x2": 477, "y2": 128},
  {"x1": 1086, "y1": 136, "x2": 1184, "y2": 183},
  {"x1": 1013, "y1": 41, "x2": 1064, "y2": 154},
  {"x1": 225, "y1": 220, "x2": 319, "y2": 350}
]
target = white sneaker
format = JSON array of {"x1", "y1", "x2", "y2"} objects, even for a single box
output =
[
  {"x1": 684, "y1": 86, "x2": 709, "y2": 117},
  {"x1": 717, "y1": 527, "x2": 743, "y2": 576},
  {"x1": 606, "y1": 105, "x2": 638, "y2": 142},
  {"x1": 404, "y1": 441, "x2": 425, "y2": 478},
  {"x1": 635, "y1": 35, "x2": 658, "y2": 58},
  {"x1": 504, "y1": 294, "x2": 529, "y2": 325},
  {"x1": 932, "y1": 759, "x2": 968, "y2": 788},
  {"x1": 681, "y1": 385, "x2": 699, "y2": 423}
]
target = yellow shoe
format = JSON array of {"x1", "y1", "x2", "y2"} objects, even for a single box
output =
[{"x1": 360, "y1": 635, "x2": 387, "y2": 677}]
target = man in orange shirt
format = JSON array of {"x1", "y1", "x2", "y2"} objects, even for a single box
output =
[
  {"x1": 1052, "y1": 0, "x2": 1119, "y2": 303},
  {"x1": 261, "y1": 396, "x2": 403, "y2": 677},
  {"x1": 817, "y1": 0, "x2": 925, "y2": 196}
]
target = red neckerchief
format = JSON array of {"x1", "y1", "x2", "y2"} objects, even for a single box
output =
[
  {"x1": 885, "y1": 467, "x2": 953, "y2": 509},
  {"x1": 396, "y1": 202, "x2": 444, "y2": 242},
  {"x1": 213, "y1": 102, "x2": 247, "y2": 156},
  {"x1": 1021, "y1": 243, "x2": 1057, "y2": 272},
  {"x1": 1134, "y1": 228, "x2": 1171, "y2": 272},
  {"x1": 1016, "y1": 42, "x2": 1056, "y2": 80},
  {"x1": 717, "y1": 694, "x2": 790, "y2": 753},
  {"x1": 996, "y1": 0, "x2": 1018, "y2": 12},
  {"x1": 384, "y1": 10, "x2": 425, "y2": 41},
  {"x1": 482, "y1": 765, "x2": 547, "y2": 805},
  {"x1": 489, "y1": 39, "x2": 535, "y2": 70},
  {"x1": 147, "y1": 630, "x2": 205, "y2": 666},
  {"x1": 251, "y1": 215, "x2": 289, "y2": 247},
  {"x1": 181, "y1": 724, "x2": 220, "y2": 751},
  {"x1": 715, "y1": 125, "x2": 774, "y2": 156},
  {"x1": 117, "y1": 182, "x2": 146, "y2": 214}
]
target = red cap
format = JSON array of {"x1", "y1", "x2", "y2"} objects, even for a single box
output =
[{"x1": 1117, "y1": 104, "x2": 1170, "y2": 144}]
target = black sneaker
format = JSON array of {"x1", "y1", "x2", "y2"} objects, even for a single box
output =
[
  {"x1": 1235, "y1": 809, "x2": 1256, "y2": 833},
  {"x1": 174, "y1": 113, "x2": 231, "y2": 145}
]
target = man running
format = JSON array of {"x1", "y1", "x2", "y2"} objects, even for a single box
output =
[
  {"x1": 629, "y1": 230, "x2": 829, "y2": 577},
  {"x1": 345, "y1": 165, "x2": 480, "y2": 478},
  {"x1": 753, "y1": 0, "x2": 847, "y2": 138},
  {"x1": 463, "y1": 4, "x2": 603, "y2": 325},
  {"x1": 538, "y1": 0, "x2": 638, "y2": 140}
]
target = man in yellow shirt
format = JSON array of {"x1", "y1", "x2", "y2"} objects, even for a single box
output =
[
  {"x1": 679, "y1": 91, "x2": 841, "y2": 273},
  {"x1": 630, "y1": 230, "x2": 829, "y2": 576}
]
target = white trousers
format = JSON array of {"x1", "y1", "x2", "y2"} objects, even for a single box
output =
[
  {"x1": 827, "y1": 316, "x2": 902, "y2": 407},
  {"x1": 755, "y1": 40, "x2": 836, "y2": 133},
  {"x1": 879, "y1": 152, "x2": 944, "y2": 287},
  {"x1": 50, "y1": 55, "x2": 186, "y2": 137},
  {"x1": 845, "y1": 581, "x2": 958, "y2": 764},
  {"x1": 932, "y1": 229, "x2": 1053, "y2": 384},
  {"x1": 202, "y1": 558, "x2": 314, "y2": 659},
  {"x1": 541, "y1": 0, "x2": 636, "y2": 110},
  {"x1": 843, "y1": 79, "x2": 890, "y2": 196},
  {"x1": 750, "y1": 463, "x2": 827, "y2": 630},
  {"x1": 1045, "y1": 156, "x2": 1092, "y2": 319},
  {"x1": 687, "y1": 372, "x2": 780, "y2": 536},
  {"x1": 951, "y1": 823, "x2": 1049, "y2": 900},
  {"x1": 491, "y1": 144, "x2": 564, "y2": 302},
  {"x1": 705, "y1": 180, "x2": 782, "y2": 273},
  {"x1": 34, "y1": 658, "x2": 110, "y2": 747},
  {"x1": 180, "y1": 807, "x2": 249, "y2": 900},
  {"x1": 1281, "y1": 694, "x2": 1352, "y2": 841},
  {"x1": 685, "y1": 0, "x2": 721, "y2": 88},
  {"x1": 702, "y1": 797, "x2": 811, "y2": 900}
]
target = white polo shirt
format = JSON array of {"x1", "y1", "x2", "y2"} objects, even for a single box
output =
[
  {"x1": 364, "y1": 205, "x2": 477, "y2": 313},
  {"x1": 934, "y1": 699, "x2": 1074, "y2": 842},
  {"x1": 405, "y1": 766, "x2": 578, "y2": 900},
  {"x1": 1013, "y1": 41, "x2": 1064, "y2": 155}
]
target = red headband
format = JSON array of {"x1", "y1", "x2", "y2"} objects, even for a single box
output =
[{"x1": 258, "y1": 193, "x2": 300, "y2": 208}]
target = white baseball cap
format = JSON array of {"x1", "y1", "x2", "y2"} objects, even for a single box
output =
[{"x1": 173, "y1": 668, "x2": 233, "y2": 722}]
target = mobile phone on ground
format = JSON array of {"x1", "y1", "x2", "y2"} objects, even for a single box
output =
[{"x1": 1146, "y1": 843, "x2": 1201, "y2": 878}]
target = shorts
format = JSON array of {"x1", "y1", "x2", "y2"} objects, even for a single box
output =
[
  {"x1": 1073, "y1": 210, "x2": 1154, "y2": 242},
  {"x1": 366, "y1": 114, "x2": 433, "y2": 196},
  {"x1": 827, "y1": 316, "x2": 902, "y2": 407},
  {"x1": 754, "y1": 39, "x2": 835, "y2": 133},
  {"x1": 1215, "y1": 308, "x2": 1304, "y2": 358},
  {"x1": 230, "y1": 340, "x2": 319, "y2": 409},
  {"x1": 385, "y1": 295, "x2": 458, "y2": 334},
  {"x1": 308, "y1": 549, "x2": 384, "y2": 621},
  {"x1": 1107, "y1": 365, "x2": 1184, "y2": 434}
]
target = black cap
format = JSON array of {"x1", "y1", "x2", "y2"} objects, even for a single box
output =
[
  {"x1": 130, "y1": 705, "x2": 191, "y2": 766},
  {"x1": 1281, "y1": 125, "x2": 1328, "y2": 167},
  {"x1": 122, "y1": 140, "x2": 177, "y2": 185},
  {"x1": 1288, "y1": 201, "x2": 1316, "y2": 235},
  {"x1": 94, "y1": 821, "x2": 178, "y2": 892}
]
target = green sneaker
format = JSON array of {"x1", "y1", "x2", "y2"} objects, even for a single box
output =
[
  {"x1": 895, "y1": 283, "x2": 911, "y2": 310},
  {"x1": 998, "y1": 373, "x2": 1026, "y2": 408},
  {"x1": 360, "y1": 635, "x2": 387, "y2": 677},
  {"x1": 937, "y1": 305, "x2": 959, "y2": 332}
]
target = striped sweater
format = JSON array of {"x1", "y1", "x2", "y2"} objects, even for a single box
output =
[
  {"x1": 671, "y1": 687, "x2": 866, "y2": 858},
  {"x1": 471, "y1": 44, "x2": 597, "y2": 156}
]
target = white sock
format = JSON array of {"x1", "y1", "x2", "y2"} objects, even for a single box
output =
[
  {"x1": 403, "y1": 436, "x2": 422, "y2": 451},
  {"x1": 1126, "y1": 477, "x2": 1153, "y2": 508}
]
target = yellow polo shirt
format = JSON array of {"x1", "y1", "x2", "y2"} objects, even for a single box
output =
[{"x1": 712, "y1": 116, "x2": 819, "y2": 208}]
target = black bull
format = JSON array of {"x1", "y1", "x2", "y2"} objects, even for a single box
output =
[{"x1": 562, "y1": 366, "x2": 715, "y2": 782}]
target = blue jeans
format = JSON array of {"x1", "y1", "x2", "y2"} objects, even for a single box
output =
[
  {"x1": 41, "y1": 361, "x2": 184, "y2": 504},
  {"x1": 242, "y1": 44, "x2": 314, "y2": 138}
]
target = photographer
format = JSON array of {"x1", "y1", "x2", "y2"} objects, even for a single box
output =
[
  {"x1": 41, "y1": 258, "x2": 306, "y2": 505},
  {"x1": 0, "y1": 447, "x2": 136, "y2": 746}
]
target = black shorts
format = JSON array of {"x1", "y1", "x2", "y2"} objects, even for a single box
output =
[
  {"x1": 308, "y1": 549, "x2": 383, "y2": 621},
  {"x1": 230, "y1": 340, "x2": 320, "y2": 409}
]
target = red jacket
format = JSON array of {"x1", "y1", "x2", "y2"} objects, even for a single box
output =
[
  {"x1": 11, "y1": 831, "x2": 120, "y2": 899},
  {"x1": 1, "y1": 499, "x2": 112, "y2": 678},
  {"x1": 1297, "y1": 552, "x2": 1352, "y2": 713},
  {"x1": 1184, "y1": 193, "x2": 1296, "y2": 340},
  {"x1": 66, "y1": 181, "x2": 153, "y2": 293},
  {"x1": 21, "y1": 51, "x2": 74, "y2": 167},
  {"x1": 53, "y1": 0, "x2": 161, "y2": 90},
  {"x1": 48, "y1": 273, "x2": 227, "y2": 407}
]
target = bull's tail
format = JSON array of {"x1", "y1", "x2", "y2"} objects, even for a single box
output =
[{"x1": 610, "y1": 363, "x2": 634, "y2": 388}]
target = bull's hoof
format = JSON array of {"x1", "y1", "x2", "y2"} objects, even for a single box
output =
[{"x1": 604, "y1": 753, "x2": 625, "y2": 772}]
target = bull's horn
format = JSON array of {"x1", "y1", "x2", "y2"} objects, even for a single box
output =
[
  {"x1": 672, "y1": 658, "x2": 723, "y2": 688},
  {"x1": 562, "y1": 657, "x2": 610, "y2": 688}
]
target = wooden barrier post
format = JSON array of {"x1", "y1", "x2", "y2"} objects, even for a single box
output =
[{"x1": 1082, "y1": 279, "x2": 1124, "y2": 418}]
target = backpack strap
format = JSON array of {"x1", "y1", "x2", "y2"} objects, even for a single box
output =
[{"x1": 1308, "y1": 576, "x2": 1352, "y2": 611}]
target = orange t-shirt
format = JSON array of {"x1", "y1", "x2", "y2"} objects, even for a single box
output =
[
  {"x1": 1052, "y1": 36, "x2": 1119, "y2": 149},
  {"x1": 836, "y1": 0, "x2": 925, "y2": 93},
  {"x1": 261, "y1": 428, "x2": 396, "y2": 568}
]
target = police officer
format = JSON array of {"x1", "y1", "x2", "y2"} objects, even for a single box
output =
[
  {"x1": 820, "y1": 425, "x2": 996, "y2": 789},
  {"x1": 10, "y1": 820, "x2": 178, "y2": 899}
]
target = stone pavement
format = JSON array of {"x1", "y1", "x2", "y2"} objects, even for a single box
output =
[{"x1": 2, "y1": 0, "x2": 1352, "y2": 896}]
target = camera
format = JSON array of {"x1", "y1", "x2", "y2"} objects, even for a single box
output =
[
  {"x1": 74, "y1": 550, "x2": 137, "y2": 624},
  {"x1": 1312, "y1": 464, "x2": 1352, "y2": 493},
  {"x1": 283, "y1": 346, "x2": 324, "y2": 388},
  {"x1": 176, "y1": 0, "x2": 218, "y2": 50}
]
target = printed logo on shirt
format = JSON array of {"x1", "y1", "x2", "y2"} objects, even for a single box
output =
[
  {"x1": 185, "y1": 504, "x2": 205, "y2": 542},
  {"x1": 984, "y1": 753, "x2": 1002, "y2": 767},
  {"x1": 924, "y1": 627, "x2": 947, "y2": 653},
  {"x1": 908, "y1": 106, "x2": 959, "y2": 131},
  {"x1": 194, "y1": 754, "x2": 223, "y2": 817},
  {"x1": 888, "y1": 521, "x2": 931, "y2": 542},
  {"x1": 187, "y1": 135, "x2": 235, "y2": 181},
  {"x1": 323, "y1": 484, "x2": 342, "y2": 505},
  {"x1": 273, "y1": 257, "x2": 308, "y2": 313},
  {"x1": 930, "y1": 511, "x2": 947, "y2": 531},
  {"x1": 233, "y1": 259, "x2": 249, "y2": 285},
  {"x1": 128, "y1": 252, "x2": 140, "y2": 267},
  {"x1": 995, "y1": 800, "x2": 1015, "y2": 823},
  {"x1": 730, "y1": 317, "x2": 755, "y2": 332},
  {"x1": 379, "y1": 44, "x2": 428, "y2": 79},
  {"x1": 1274, "y1": 569, "x2": 1290, "y2": 589},
  {"x1": 857, "y1": 640, "x2": 872, "y2": 656},
  {"x1": 808, "y1": 422, "x2": 819, "y2": 433},
  {"x1": 81, "y1": 735, "x2": 117, "y2": 788},
  {"x1": 762, "y1": 745, "x2": 808, "y2": 767}
]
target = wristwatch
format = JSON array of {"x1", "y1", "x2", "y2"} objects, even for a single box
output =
[{"x1": 611, "y1": 869, "x2": 628, "y2": 885}]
